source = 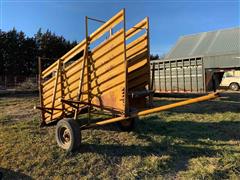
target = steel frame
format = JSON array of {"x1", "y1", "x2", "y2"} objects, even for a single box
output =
[
  {"x1": 36, "y1": 9, "x2": 219, "y2": 130},
  {"x1": 37, "y1": 9, "x2": 152, "y2": 126}
]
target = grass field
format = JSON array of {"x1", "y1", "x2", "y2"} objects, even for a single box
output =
[{"x1": 0, "y1": 93, "x2": 240, "y2": 179}]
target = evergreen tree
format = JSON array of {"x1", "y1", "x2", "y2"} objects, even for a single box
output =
[{"x1": 0, "y1": 28, "x2": 77, "y2": 76}]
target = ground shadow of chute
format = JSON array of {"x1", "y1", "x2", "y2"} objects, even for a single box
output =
[
  {"x1": 0, "y1": 168, "x2": 33, "y2": 180},
  {"x1": 75, "y1": 114, "x2": 240, "y2": 173}
]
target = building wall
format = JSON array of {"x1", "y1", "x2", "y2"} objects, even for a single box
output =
[
  {"x1": 151, "y1": 57, "x2": 205, "y2": 93},
  {"x1": 203, "y1": 53, "x2": 240, "y2": 69}
]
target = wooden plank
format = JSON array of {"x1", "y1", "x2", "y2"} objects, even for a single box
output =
[
  {"x1": 42, "y1": 80, "x2": 58, "y2": 93},
  {"x1": 126, "y1": 35, "x2": 147, "y2": 56},
  {"x1": 91, "y1": 50, "x2": 124, "y2": 75},
  {"x1": 89, "y1": 9, "x2": 124, "y2": 43},
  {"x1": 91, "y1": 80, "x2": 125, "y2": 97},
  {"x1": 91, "y1": 32, "x2": 124, "y2": 65},
  {"x1": 64, "y1": 57, "x2": 84, "y2": 75},
  {"x1": 42, "y1": 76, "x2": 55, "y2": 88},
  {"x1": 43, "y1": 80, "x2": 61, "y2": 96},
  {"x1": 42, "y1": 40, "x2": 85, "y2": 80},
  {"x1": 90, "y1": 55, "x2": 125, "y2": 81},
  {"x1": 128, "y1": 65, "x2": 149, "y2": 81},
  {"x1": 128, "y1": 74, "x2": 149, "y2": 89},
  {"x1": 91, "y1": 68, "x2": 125, "y2": 91},
  {"x1": 62, "y1": 40, "x2": 85, "y2": 64},
  {"x1": 43, "y1": 90, "x2": 61, "y2": 106},
  {"x1": 43, "y1": 100, "x2": 62, "y2": 109},
  {"x1": 42, "y1": 61, "x2": 58, "y2": 79},
  {"x1": 127, "y1": 45, "x2": 147, "y2": 62},
  {"x1": 123, "y1": 9, "x2": 128, "y2": 115},
  {"x1": 126, "y1": 17, "x2": 148, "y2": 39},
  {"x1": 43, "y1": 86, "x2": 61, "y2": 101},
  {"x1": 63, "y1": 81, "x2": 88, "y2": 95},
  {"x1": 91, "y1": 29, "x2": 124, "y2": 58},
  {"x1": 128, "y1": 58, "x2": 148, "y2": 73},
  {"x1": 128, "y1": 48, "x2": 148, "y2": 64}
]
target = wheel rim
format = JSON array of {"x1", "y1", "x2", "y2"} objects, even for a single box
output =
[
  {"x1": 59, "y1": 126, "x2": 71, "y2": 148},
  {"x1": 231, "y1": 84, "x2": 238, "y2": 91}
]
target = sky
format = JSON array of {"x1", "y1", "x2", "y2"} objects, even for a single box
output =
[{"x1": 0, "y1": 0, "x2": 239, "y2": 55}]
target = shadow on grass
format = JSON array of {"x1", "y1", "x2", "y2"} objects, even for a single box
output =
[
  {"x1": 88, "y1": 114, "x2": 240, "y2": 141},
  {"x1": 153, "y1": 96, "x2": 240, "y2": 114},
  {"x1": 77, "y1": 115, "x2": 240, "y2": 173},
  {"x1": 79, "y1": 139, "x2": 232, "y2": 157},
  {"x1": 137, "y1": 116, "x2": 240, "y2": 141},
  {"x1": 0, "y1": 168, "x2": 33, "y2": 180},
  {"x1": 155, "y1": 92, "x2": 240, "y2": 102},
  {"x1": 78, "y1": 136, "x2": 238, "y2": 174}
]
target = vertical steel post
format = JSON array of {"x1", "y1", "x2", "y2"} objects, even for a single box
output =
[
  {"x1": 164, "y1": 61, "x2": 167, "y2": 91},
  {"x1": 182, "y1": 59, "x2": 185, "y2": 92},
  {"x1": 169, "y1": 61, "x2": 172, "y2": 92},
  {"x1": 202, "y1": 57, "x2": 205, "y2": 92},
  {"x1": 195, "y1": 58, "x2": 198, "y2": 92},
  {"x1": 59, "y1": 59, "x2": 65, "y2": 117},
  {"x1": 85, "y1": 16, "x2": 91, "y2": 122},
  {"x1": 189, "y1": 59, "x2": 192, "y2": 92},
  {"x1": 123, "y1": 9, "x2": 129, "y2": 116},
  {"x1": 176, "y1": 60, "x2": 179, "y2": 92},
  {"x1": 146, "y1": 17, "x2": 153, "y2": 104},
  {"x1": 158, "y1": 62, "x2": 161, "y2": 91},
  {"x1": 74, "y1": 53, "x2": 87, "y2": 120},
  {"x1": 151, "y1": 63, "x2": 155, "y2": 90},
  {"x1": 38, "y1": 57, "x2": 45, "y2": 125},
  {"x1": 50, "y1": 59, "x2": 61, "y2": 121}
]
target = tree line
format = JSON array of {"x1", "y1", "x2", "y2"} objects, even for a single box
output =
[
  {"x1": 0, "y1": 28, "x2": 161, "y2": 77},
  {"x1": 0, "y1": 28, "x2": 77, "y2": 76}
]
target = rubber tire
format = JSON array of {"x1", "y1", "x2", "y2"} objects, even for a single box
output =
[
  {"x1": 229, "y1": 83, "x2": 239, "y2": 91},
  {"x1": 55, "y1": 118, "x2": 81, "y2": 152},
  {"x1": 117, "y1": 118, "x2": 136, "y2": 132}
]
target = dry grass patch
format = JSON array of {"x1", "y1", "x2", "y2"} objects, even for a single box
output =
[{"x1": 0, "y1": 93, "x2": 239, "y2": 179}]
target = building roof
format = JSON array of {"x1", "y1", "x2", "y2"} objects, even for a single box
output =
[{"x1": 165, "y1": 27, "x2": 240, "y2": 59}]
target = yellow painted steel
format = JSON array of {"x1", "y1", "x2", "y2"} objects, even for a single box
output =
[
  {"x1": 126, "y1": 17, "x2": 148, "y2": 39},
  {"x1": 137, "y1": 92, "x2": 219, "y2": 116},
  {"x1": 126, "y1": 18, "x2": 150, "y2": 95},
  {"x1": 89, "y1": 10, "x2": 124, "y2": 43},
  {"x1": 89, "y1": 93, "x2": 219, "y2": 127},
  {"x1": 62, "y1": 41, "x2": 86, "y2": 64},
  {"x1": 37, "y1": 9, "x2": 219, "y2": 127},
  {"x1": 39, "y1": 9, "x2": 133, "y2": 124},
  {"x1": 42, "y1": 61, "x2": 58, "y2": 78}
]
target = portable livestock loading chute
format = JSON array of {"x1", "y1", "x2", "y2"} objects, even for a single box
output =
[{"x1": 35, "y1": 9, "x2": 219, "y2": 152}]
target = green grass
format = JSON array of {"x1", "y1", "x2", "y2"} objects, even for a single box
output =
[{"x1": 0, "y1": 94, "x2": 240, "y2": 179}]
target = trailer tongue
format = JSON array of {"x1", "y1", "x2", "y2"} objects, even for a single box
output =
[
  {"x1": 35, "y1": 9, "x2": 219, "y2": 152},
  {"x1": 81, "y1": 92, "x2": 219, "y2": 129}
]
